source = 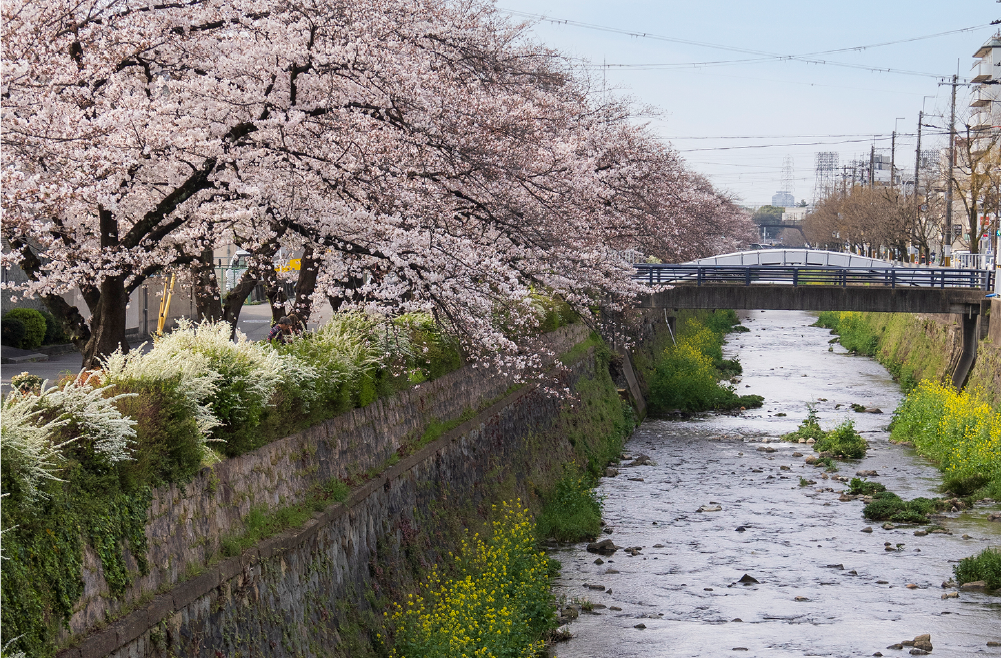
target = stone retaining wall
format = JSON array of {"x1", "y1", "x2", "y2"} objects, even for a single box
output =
[{"x1": 58, "y1": 324, "x2": 593, "y2": 656}]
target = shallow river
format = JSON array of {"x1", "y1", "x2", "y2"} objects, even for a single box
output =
[{"x1": 552, "y1": 310, "x2": 1001, "y2": 658}]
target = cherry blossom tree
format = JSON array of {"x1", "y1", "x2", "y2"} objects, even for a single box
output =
[{"x1": 3, "y1": 0, "x2": 756, "y2": 369}]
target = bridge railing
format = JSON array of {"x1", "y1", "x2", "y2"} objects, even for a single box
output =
[{"x1": 633, "y1": 265, "x2": 995, "y2": 291}]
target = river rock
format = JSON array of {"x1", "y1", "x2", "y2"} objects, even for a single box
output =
[
  {"x1": 806, "y1": 438, "x2": 816, "y2": 444},
  {"x1": 798, "y1": 438, "x2": 807, "y2": 444},
  {"x1": 780, "y1": 465, "x2": 791, "y2": 470},
  {"x1": 735, "y1": 526, "x2": 747, "y2": 532},
  {"x1": 628, "y1": 455, "x2": 653, "y2": 466},
  {"x1": 604, "y1": 467, "x2": 619, "y2": 477},
  {"x1": 587, "y1": 539, "x2": 618, "y2": 555},
  {"x1": 941, "y1": 591, "x2": 959, "y2": 599},
  {"x1": 987, "y1": 641, "x2": 1000, "y2": 647},
  {"x1": 627, "y1": 477, "x2": 645, "y2": 482},
  {"x1": 756, "y1": 446, "x2": 777, "y2": 453},
  {"x1": 988, "y1": 512, "x2": 1001, "y2": 522},
  {"x1": 805, "y1": 456, "x2": 818, "y2": 464},
  {"x1": 586, "y1": 584, "x2": 606, "y2": 591},
  {"x1": 839, "y1": 494, "x2": 854, "y2": 502},
  {"x1": 882, "y1": 522, "x2": 895, "y2": 530},
  {"x1": 593, "y1": 558, "x2": 604, "y2": 565},
  {"x1": 698, "y1": 504, "x2": 722, "y2": 512},
  {"x1": 794, "y1": 596, "x2": 809, "y2": 602},
  {"x1": 862, "y1": 527, "x2": 873, "y2": 533},
  {"x1": 792, "y1": 452, "x2": 804, "y2": 457},
  {"x1": 864, "y1": 407, "x2": 883, "y2": 414},
  {"x1": 604, "y1": 568, "x2": 620, "y2": 574},
  {"x1": 609, "y1": 606, "x2": 622, "y2": 611},
  {"x1": 633, "y1": 623, "x2": 646, "y2": 630},
  {"x1": 856, "y1": 470, "x2": 879, "y2": 477},
  {"x1": 913, "y1": 530, "x2": 928, "y2": 536},
  {"x1": 653, "y1": 543, "x2": 664, "y2": 547},
  {"x1": 737, "y1": 574, "x2": 759, "y2": 584},
  {"x1": 960, "y1": 580, "x2": 987, "y2": 591},
  {"x1": 887, "y1": 644, "x2": 903, "y2": 650},
  {"x1": 909, "y1": 651, "x2": 928, "y2": 656}
]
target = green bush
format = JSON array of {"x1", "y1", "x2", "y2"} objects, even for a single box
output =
[
  {"x1": 3, "y1": 308, "x2": 46, "y2": 349},
  {"x1": 814, "y1": 419, "x2": 867, "y2": 458},
  {"x1": 537, "y1": 469, "x2": 603, "y2": 542},
  {"x1": 39, "y1": 310, "x2": 68, "y2": 345},
  {"x1": 112, "y1": 378, "x2": 204, "y2": 488},
  {"x1": 954, "y1": 548, "x2": 1001, "y2": 589},
  {"x1": 1, "y1": 316, "x2": 26, "y2": 348},
  {"x1": 782, "y1": 405, "x2": 826, "y2": 442},
  {"x1": 848, "y1": 478, "x2": 886, "y2": 496},
  {"x1": 862, "y1": 490, "x2": 937, "y2": 524}
]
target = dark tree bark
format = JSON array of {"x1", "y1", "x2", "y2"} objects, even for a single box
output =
[
  {"x1": 291, "y1": 245, "x2": 319, "y2": 322},
  {"x1": 193, "y1": 247, "x2": 224, "y2": 322}
]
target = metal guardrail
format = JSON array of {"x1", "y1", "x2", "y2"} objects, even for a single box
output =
[{"x1": 633, "y1": 265, "x2": 996, "y2": 291}]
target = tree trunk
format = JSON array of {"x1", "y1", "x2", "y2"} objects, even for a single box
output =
[
  {"x1": 80, "y1": 275, "x2": 130, "y2": 369},
  {"x1": 222, "y1": 270, "x2": 260, "y2": 336},
  {"x1": 291, "y1": 246, "x2": 319, "y2": 322},
  {"x1": 193, "y1": 248, "x2": 224, "y2": 322}
]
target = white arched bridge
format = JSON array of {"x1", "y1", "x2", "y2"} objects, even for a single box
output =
[{"x1": 633, "y1": 249, "x2": 996, "y2": 387}]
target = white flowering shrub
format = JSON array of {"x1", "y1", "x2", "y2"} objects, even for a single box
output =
[
  {"x1": 278, "y1": 313, "x2": 399, "y2": 409},
  {"x1": 35, "y1": 374, "x2": 138, "y2": 466},
  {"x1": 1, "y1": 391, "x2": 71, "y2": 501},
  {"x1": 102, "y1": 345, "x2": 222, "y2": 438}
]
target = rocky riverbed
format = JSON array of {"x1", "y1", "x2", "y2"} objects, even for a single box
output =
[{"x1": 552, "y1": 310, "x2": 1001, "y2": 658}]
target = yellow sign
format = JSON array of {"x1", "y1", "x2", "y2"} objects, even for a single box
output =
[{"x1": 275, "y1": 258, "x2": 301, "y2": 273}]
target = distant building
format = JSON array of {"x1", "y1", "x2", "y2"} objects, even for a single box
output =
[{"x1": 771, "y1": 191, "x2": 795, "y2": 207}]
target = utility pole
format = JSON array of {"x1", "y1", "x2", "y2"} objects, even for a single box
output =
[
  {"x1": 945, "y1": 73, "x2": 958, "y2": 266},
  {"x1": 869, "y1": 143, "x2": 875, "y2": 187},
  {"x1": 891, "y1": 131, "x2": 897, "y2": 187},
  {"x1": 914, "y1": 110, "x2": 923, "y2": 263}
]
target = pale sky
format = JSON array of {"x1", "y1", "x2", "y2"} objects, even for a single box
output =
[{"x1": 497, "y1": 0, "x2": 1000, "y2": 206}]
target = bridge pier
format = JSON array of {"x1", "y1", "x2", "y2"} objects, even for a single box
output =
[{"x1": 953, "y1": 311, "x2": 980, "y2": 389}]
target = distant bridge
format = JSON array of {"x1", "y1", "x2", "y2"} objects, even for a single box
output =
[{"x1": 634, "y1": 249, "x2": 995, "y2": 387}]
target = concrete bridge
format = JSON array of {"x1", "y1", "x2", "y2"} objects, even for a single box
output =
[{"x1": 634, "y1": 249, "x2": 996, "y2": 387}]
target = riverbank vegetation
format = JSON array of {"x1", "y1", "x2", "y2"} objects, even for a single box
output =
[
  {"x1": 641, "y1": 310, "x2": 763, "y2": 414},
  {"x1": 890, "y1": 380, "x2": 1001, "y2": 498},
  {"x1": 390, "y1": 502, "x2": 558, "y2": 658},
  {"x1": 536, "y1": 469, "x2": 604, "y2": 543}
]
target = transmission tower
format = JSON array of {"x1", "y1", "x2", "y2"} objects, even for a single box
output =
[
  {"x1": 813, "y1": 152, "x2": 838, "y2": 203},
  {"x1": 780, "y1": 156, "x2": 795, "y2": 199}
]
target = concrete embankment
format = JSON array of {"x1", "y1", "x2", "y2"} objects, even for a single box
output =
[{"x1": 57, "y1": 324, "x2": 635, "y2": 658}]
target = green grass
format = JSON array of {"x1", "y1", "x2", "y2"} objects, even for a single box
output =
[
  {"x1": 814, "y1": 419, "x2": 867, "y2": 459},
  {"x1": 861, "y1": 490, "x2": 938, "y2": 524},
  {"x1": 954, "y1": 548, "x2": 1001, "y2": 589},
  {"x1": 536, "y1": 469, "x2": 603, "y2": 542},
  {"x1": 781, "y1": 405, "x2": 826, "y2": 442},
  {"x1": 847, "y1": 478, "x2": 886, "y2": 496}
]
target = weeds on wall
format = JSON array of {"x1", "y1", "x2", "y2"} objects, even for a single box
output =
[
  {"x1": 642, "y1": 310, "x2": 763, "y2": 414},
  {"x1": 390, "y1": 502, "x2": 558, "y2": 658},
  {"x1": 536, "y1": 467, "x2": 603, "y2": 542}
]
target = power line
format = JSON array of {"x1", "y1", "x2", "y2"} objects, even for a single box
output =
[{"x1": 502, "y1": 8, "x2": 986, "y2": 79}]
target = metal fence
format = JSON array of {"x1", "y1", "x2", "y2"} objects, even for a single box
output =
[{"x1": 633, "y1": 265, "x2": 996, "y2": 291}]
